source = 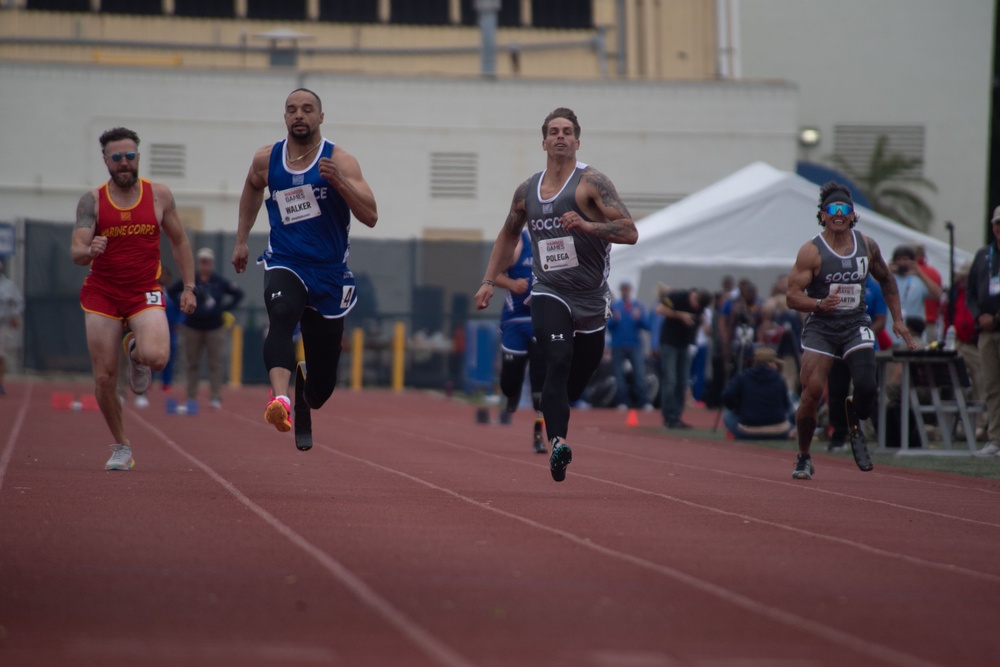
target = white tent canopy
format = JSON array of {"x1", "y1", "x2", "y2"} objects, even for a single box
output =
[{"x1": 609, "y1": 161, "x2": 971, "y2": 303}]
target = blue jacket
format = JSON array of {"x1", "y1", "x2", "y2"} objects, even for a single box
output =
[
  {"x1": 721, "y1": 366, "x2": 790, "y2": 427},
  {"x1": 168, "y1": 272, "x2": 243, "y2": 331},
  {"x1": 608, "y1": 299, "x2": 649, "y2": 348}
]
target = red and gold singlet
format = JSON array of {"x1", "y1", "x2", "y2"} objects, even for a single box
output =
[{"x1": 80, "y1": 179, "x2": 164, "y2": 320}]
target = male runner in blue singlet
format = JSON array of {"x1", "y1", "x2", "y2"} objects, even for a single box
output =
[
  {"x1": 475, "y1": 108, "x2": 638, "y2": 482},
  {"x1": 786, "y1": 181, "x2": 914, "y2": 479},
  {"x1": 495, "y1": 228, "x2": 547, "y2": 453},
  {"x1": 232, "y1": 88, "x2": 378, "y2": 450}
]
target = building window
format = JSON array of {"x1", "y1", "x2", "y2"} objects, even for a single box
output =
[
  {"x1": 531, "y1": 0, "x2": 592, "y2": 29},
  {"x1": 319, "y1": 0, "x2": 379, "y2": 23},
  {"x1": 100, "y1": 0, "x2": 162, "y2": 15},
  {"x1": 247, "y1": 0, "x2": 307, "y2": 21},
  {"x1": 390, "y1": 0, "x2": 449, "y2": 25},
  {"x1": 149, "y1": 144, "x2": 186, "y2": 179},
  {"x1": 460, "y1": 0, "x2": 521, "y2": 26},
  {"x1": 430, "y1": 152, "x2": 478, "y2": 199},
  {"x1": 833, "y1": 125, "x2": 926, "y2": 178},
  {"x1": 25, "y1": 0, "x2": 91, "y2": 10},
  {"x1": 174, "y1": 0, "x2": 235, "y2": 18}
]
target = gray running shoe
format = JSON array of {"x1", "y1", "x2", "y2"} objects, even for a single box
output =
[
  {"x1": 105, "y1": 444, "x2": 134, "y2": 471},
  {"x1": 122, "y1": 331, "x2": 151, "y2": 395}
]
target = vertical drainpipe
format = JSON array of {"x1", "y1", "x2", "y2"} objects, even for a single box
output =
[
  {"x1": 476, "y1": 0, "x2": 501, "y2": 79},
  {"x1": 616, "y1": 0, "x2": 627, "y2": 77}
]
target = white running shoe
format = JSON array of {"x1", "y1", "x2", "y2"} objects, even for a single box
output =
[
  {"x1": 210, "y1": 399, "x2": 222, "y2": 410},
  {"x1": 122, "y1": 332, "x2": 151, "y2": 395},
  {"x1": 973, "y1": 442, "x2": 1000, "y2": 457},
  {"x1": 134, "y1": 394, "x2": 150, "y2": 409},
  {"x1": 105, "y1": 444, "x2": 134, "y2": 471}
]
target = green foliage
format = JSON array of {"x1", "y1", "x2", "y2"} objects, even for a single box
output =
[{"x1": 828, "y1": 135, "x2": 937, "y2": 231}]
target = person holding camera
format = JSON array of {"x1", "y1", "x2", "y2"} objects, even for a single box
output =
[
  {"x1": 965, "y1": 206, "x2": 1000, "y2": 456},
  {"x1": 889, "y1": 244, "x2": 942, "y2": 346},
  {"x1": 656, "y1": 286, "x2": 713, "y2": 429}
]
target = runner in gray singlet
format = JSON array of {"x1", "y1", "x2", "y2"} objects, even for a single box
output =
[
  {"x1": 474, "y1": 108, "x2": 638, "y2": 483},
  {"x1": 786, "y1": 182, "x2": 914, "y2": 481},
  {"x1": 799, "y1": 227, "x2": 876, "y2": 358},
  {"x1": 524, "y1": 161, "x2": 612, "y2": 333}
]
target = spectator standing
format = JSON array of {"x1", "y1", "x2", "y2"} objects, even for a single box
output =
[
  {"x1": 722, "y1": 347, "x2": 794, "y2": 440},
  {"x1": 656, "y1": 286, "x2": 713, "y2": 428},
  {"x1": 0, "y1": 260, "x2": 24, "y2": 395},
  {"x1": 947, "y1": 260, "x2": 985, "y2": 439},
  {"x1": 964, "y1": 207, "x2": 1000, "y2": 456},
  {"x1": 889, "y1": 245, "x2": 942, "y2": 345},
  {"x1": 608, "y1": 282, "x2": 652, "y2": 410},
  {"x1": 169, "y1": 247, "x2": 243, "y2": 409},
  {"x1": 914, "y1": 244, "x2": 943, "y2": 342}
]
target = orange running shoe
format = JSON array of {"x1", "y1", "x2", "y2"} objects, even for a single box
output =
[{"x1": 264, "y1": 394, "x2": 292, "y2": 432}]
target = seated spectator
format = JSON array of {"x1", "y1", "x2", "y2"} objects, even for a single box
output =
[{"x1": 722, "y1": 347, "x2": 794, "y2": 440}]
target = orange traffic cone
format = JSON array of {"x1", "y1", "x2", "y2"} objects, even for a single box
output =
[{"x1": 625, "y1": 409, "x2": 639, "y2": 427}]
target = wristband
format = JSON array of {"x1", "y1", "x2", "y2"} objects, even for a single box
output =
[
  {"x1": 815, "y1": 298, "x2": 822, "y2": 312},
  {"x1": 481, "y1": 280, "x2": 495, "y2": 288},
  {"x1": 184, "y1": 284, "x2": 196, "y2": 293}
]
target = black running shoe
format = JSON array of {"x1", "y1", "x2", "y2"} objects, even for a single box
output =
[
  {"x1": 294, "y1": 361, "x2": 313, "y2": 451},
  {"x1": 792, "y1": 453, "x2": 814, "y2": 480},
  {"x1": 505, "y1": 393, "x2": 519, "y2": 414},
  {"x1": 532, "y1": 415, "x2": 546, "y2": 454},
  {"x1": 549, "y1": 438, "x2": 572, "y2": 482},
  {"x1": 845, "y1": 397, "x2": 873, "y2": 472}
]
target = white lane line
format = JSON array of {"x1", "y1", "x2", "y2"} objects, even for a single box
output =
[
  {"x1": 580, "y1": 441, "x2": 1000, "y2": 530},
  {"x1": 318, "y1": 442, "x2": 944, "y2": 667},
  {"x1": 339, "y1": 416, "x2": 1000, "y2": 584},
  {"x1": 130, "y1": 412, "x2": 476, "y2": 667},
  {"x1": 0, "y1": 382, "x2": 34, "y2": 499}
]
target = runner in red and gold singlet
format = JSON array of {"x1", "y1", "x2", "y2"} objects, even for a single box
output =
[
  {"x1": 80, "y1": 178, "x2": 164, "y2": 320},
  {"x1": 73, "y1": 127, "x2": 197, "y2": 471}
]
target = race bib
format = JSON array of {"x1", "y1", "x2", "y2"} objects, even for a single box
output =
[
  {"x1": 990, "y1": 276, "x2": 1000, "y2": 296},
  {"x1": 538, "y1": 236, "x2": 579, "y2": 272},
  {"x1": 277, "y1": 185, "x2": 321, "y2": 224},
  {"x1": 831, "y1": 283, "x2": 862, "y2": 311}
]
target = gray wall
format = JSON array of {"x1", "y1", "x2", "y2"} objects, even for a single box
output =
[
  {"x1": 739, "y1": 0, "x2": 995, "y2": 252},
  {"x1": 0, "y1": 61, "x2": 798, "y2": 241}
]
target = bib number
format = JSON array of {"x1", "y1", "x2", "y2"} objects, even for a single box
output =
[
  {"x1": 831, "y1": 283, "x2": 861, "y2": 311},
  {"x1": 145, "y1": 290, "x2": 162, "y2": 306},
  {"x1": 340, "y1": 285, "x2": 356, "y2": 309},
  {"x1": 277, "y1": 186, "x2": 321, "y2": 224},
  {"x1": 538, "y1": 236, "x2": 579, "y2": 272},
  {"x1": 859, "y1": 326, "x2": 875, "y2": 342}
]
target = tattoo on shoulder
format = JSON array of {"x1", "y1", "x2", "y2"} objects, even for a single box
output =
[
  {"x1": 75, "y1": 191, "x2": 96, "y2": 229},
  {"x1": 584, "y1": 168, "x2": 632, "y2": 219},
  {"x1": 503, "y1": 180, "x2": 529, "y2": 235}
]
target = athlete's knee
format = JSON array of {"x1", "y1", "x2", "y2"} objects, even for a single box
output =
[
  {"x1": 305, "y1": 379, "x2": 335, "y2": 410},
  {"x1": 544, "y1": 341, "x2": 573, "y2": 376},
  {"x1": 847, "y1": 352, "x2": 878, "y2": 417}
]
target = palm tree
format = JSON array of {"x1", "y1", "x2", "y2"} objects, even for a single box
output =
[{"x1": 828, "y1": 135, "x2": 937, "y2": 231}]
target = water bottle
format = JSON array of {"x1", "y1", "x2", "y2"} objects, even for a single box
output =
[{"x1": 944, "y1": 325, "x2": 956, "y2": 351}]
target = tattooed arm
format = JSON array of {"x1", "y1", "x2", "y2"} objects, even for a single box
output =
[
  {"x1": 475, "y1": 179, "x2": 529, "y2": 310},
  {"x1": 868, "y1": 235, "x2": 915, "y2": 349},
  {"x1": 560, "y1": 168, "x2": 638, "y2": 244},
  {"x1": 71, "y1": 190, "x2": 103, "y2": 266}
]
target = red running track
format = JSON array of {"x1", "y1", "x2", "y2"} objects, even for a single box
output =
[{"x1": 1, "y1": 380, "x2": 999, "y2": 666}]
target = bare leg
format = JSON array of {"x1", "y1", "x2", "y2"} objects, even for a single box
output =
[
  {"x1": 85, "y1": 313, "x2": 128, "y2": 444},
  {"x1": 269, "y1": 367, "x2": 292, "y2": 398},
  {"x1": 127, "y1": 308, "x2": 171, "y2": 372},
  {"x1": 796, "y1": 350, "x2": 835, "y2": 455}
]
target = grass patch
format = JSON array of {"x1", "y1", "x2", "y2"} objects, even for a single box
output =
[{"x1": 667, "y1": 427, "x2": 1000, "y2": 481}]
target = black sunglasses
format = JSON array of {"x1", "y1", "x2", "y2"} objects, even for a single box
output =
[{"x1": 108, "y1": 152, "x2": 138, "y2": 163}]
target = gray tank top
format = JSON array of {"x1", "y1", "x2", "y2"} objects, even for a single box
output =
[
  {"x1": 525, "y1": 162, "x2": 611, "y2": 295},
  {"x1": 805, "y1": 229, "x2": 869, "y2": 318}
]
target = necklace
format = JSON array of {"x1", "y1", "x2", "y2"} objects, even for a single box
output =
[{"x1": 286, "y1": 138, "x2": 323, "y2": 164}]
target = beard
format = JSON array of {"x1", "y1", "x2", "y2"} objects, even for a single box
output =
[
  {"x1": 111, "y1": 167, "x2": 139, "y2": 189},
  {"x1": 289, "y1": 123, "x2": 315, "y2": 143}
]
